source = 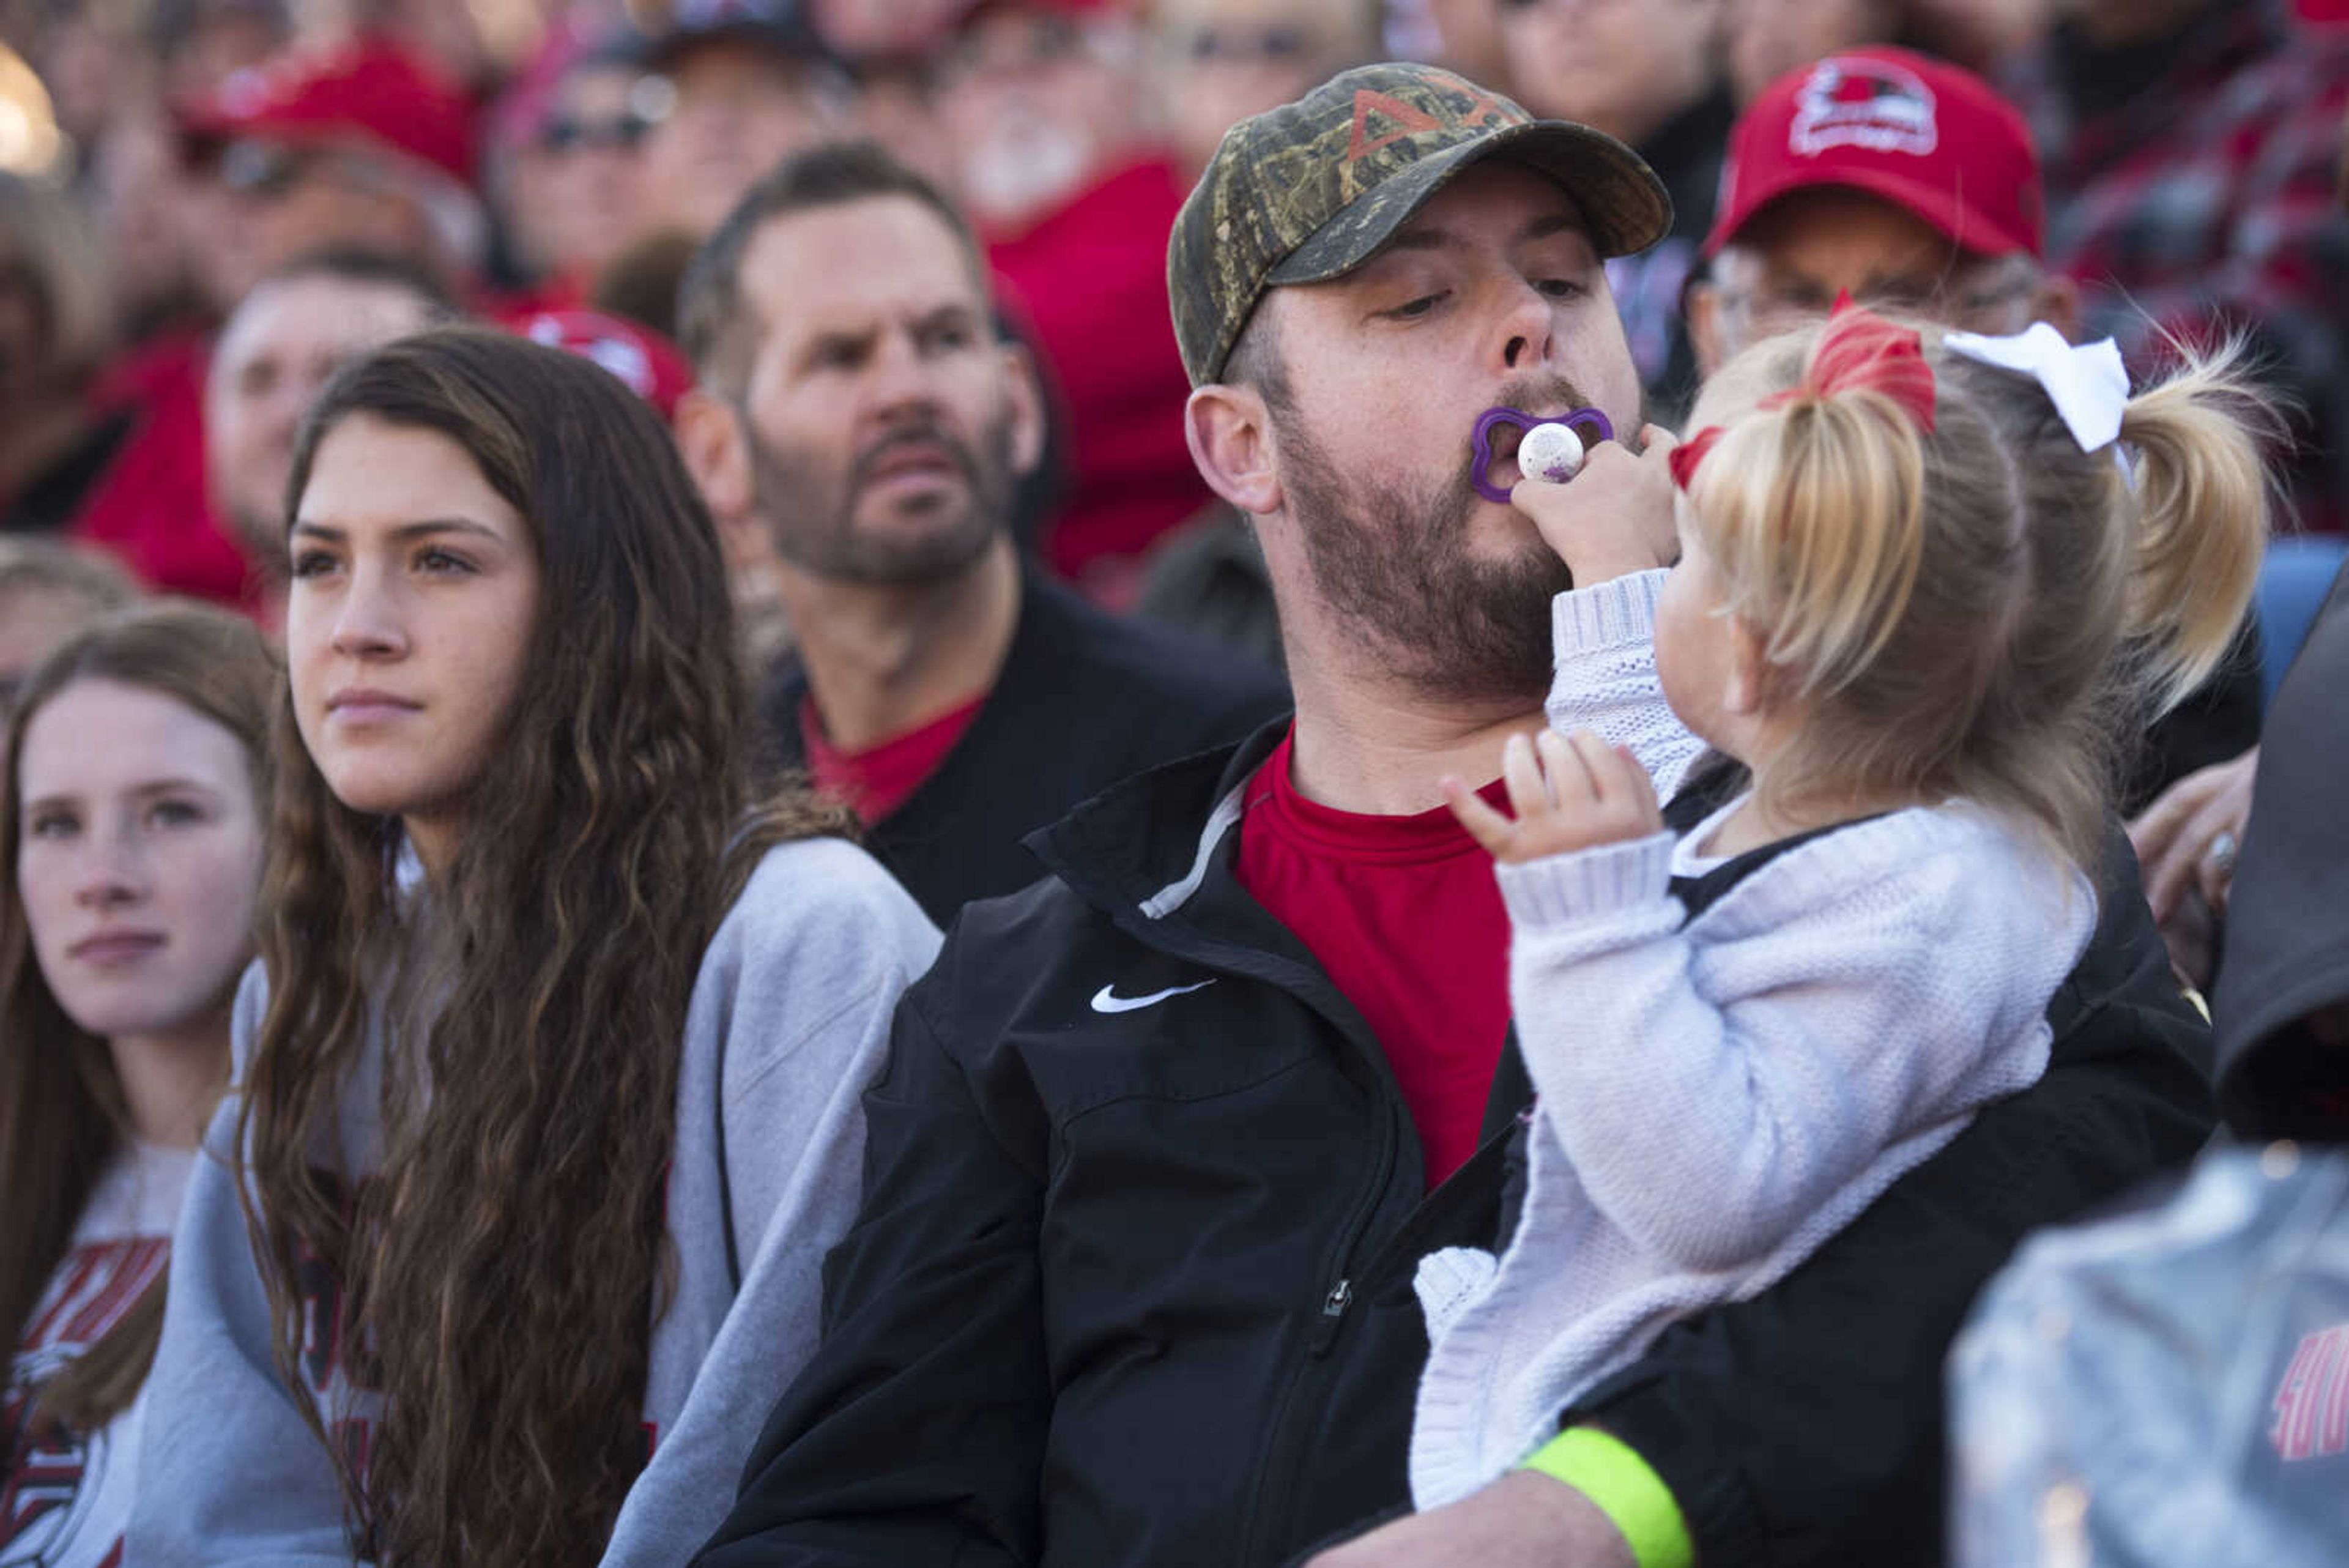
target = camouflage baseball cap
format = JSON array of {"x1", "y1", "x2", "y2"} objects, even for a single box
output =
[{"x1": 1168, "y1": 62, "x2": 1672, "y2": 385}]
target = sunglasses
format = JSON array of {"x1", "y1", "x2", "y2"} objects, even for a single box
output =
[
  {"x1": 539, "y1": 113, "x2": 654, "y2": 154},
  {"x1": 218, "y1": 138, "x2": 409, "y2": 204},
  {"x1": 944, "y1": 13, "x2": 1085, "y2": 80},
  {"x1": 217, "y1": 138, "x2": 317, "y2": 198}
]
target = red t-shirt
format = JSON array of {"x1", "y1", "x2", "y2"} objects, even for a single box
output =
[
  {"x1": 800, "y1": 694, "x2": 984, "y2": 826},
  {"x1": 72, "y1": 332, "x2": 261, "y2": 609},
  {"x1": 1233, "y1": 727, "x2": 1512, "y2": 1189},
  {"x1": 986, "y1": 156, "x2": 1211, "y2": 592}
]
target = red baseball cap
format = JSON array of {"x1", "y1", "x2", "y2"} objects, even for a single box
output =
[
  {"x1": 181, "y1": 36, "x2": 477, "y2": 187},
  {"x1": 513, "y1": 309, "x2": 697, "y2": 422},
  {"x1": 1705, "y1": 46, "x2": 2043, "y2": 261}
]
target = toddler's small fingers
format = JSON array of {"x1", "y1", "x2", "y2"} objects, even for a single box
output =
[
  {"x1": 1561, "y1": 730, "x2": 1619, "y2": 803},
  {"x1": 1534, "y1": 729, "x2": 1598, "y2": 809},
  {"x1": 1573, "y1": 734, "x2": 1638, "y2": 795},
  {"x1": 1443, "y1": 775, "x2": 1515, "y2": 855},
  {"x1": 1502, "y1": 732, "x2": 1554, "y2": 817}
]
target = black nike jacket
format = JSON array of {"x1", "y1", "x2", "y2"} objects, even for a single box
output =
[{"x1": 696, "y1": 724, "x2": 2216, "y2": 1568}]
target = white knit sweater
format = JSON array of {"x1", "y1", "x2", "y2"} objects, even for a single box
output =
[{"x1": 1408, "y1": 571, "x2": 2098, "y2": 1510}]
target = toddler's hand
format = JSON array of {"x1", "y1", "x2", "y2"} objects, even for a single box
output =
[
  {"x1": 1444, "y1": 729, "x2": 1664, "y2": 864},
  {"x1": 1509, "y1": 424, "x2": 1680, "y2": 586}
]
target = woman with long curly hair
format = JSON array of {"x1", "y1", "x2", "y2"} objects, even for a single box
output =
[
  {"x1": 2, "y1": 604, "x2": 276, "y2": 1568},
  {"x1": 128, "y1": 329, "x2": 940, "y2": 1566}
]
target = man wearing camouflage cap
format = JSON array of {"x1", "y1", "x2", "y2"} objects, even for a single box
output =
[{"x1": 698, "y1": 64, "x2": 2211, "y2": 1568}]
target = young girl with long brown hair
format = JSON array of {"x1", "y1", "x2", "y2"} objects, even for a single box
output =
[
  {"x1": 2, "y1": 603, "x2": 277, "y2": 1568},
  {"x1": 128, "y1": 329, "x2": 940, "y2": 1566},
  {"x1": 1409, "y1": 305, "x2": 2271, "y2": 1515}
]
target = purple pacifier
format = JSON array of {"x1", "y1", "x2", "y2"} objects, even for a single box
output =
[{"x1": 1469, "y1": 405, "x2": 1617, "y2": 503}]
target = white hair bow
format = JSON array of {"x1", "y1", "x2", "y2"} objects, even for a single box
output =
[{"x1": 1942, "y1": 322, "x2": 2130, "y2": 452}]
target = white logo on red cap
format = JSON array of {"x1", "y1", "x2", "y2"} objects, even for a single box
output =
[
  {"x1": 217, "y1": 65, "x2": 271, "y2": 114},
  {"x1": 526, "y1": 316, "x2": 654, "y2": 398},
  {"x1": 1790, "y1": 58, "x2": 1938, "y2": 158}
]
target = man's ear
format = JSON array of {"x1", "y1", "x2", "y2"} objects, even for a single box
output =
[
  {"x1": 1000, "y1": 340, "x2": 1048, "y2": 480},
  {"x1": 675, "y1": 388, "x2": 768, "y2": 570},
  {"x1": 1686, "y1": 278, "x2": 1729, "y2": 379},
  {"x1": 1186, "y1": 382, "x2": 1283, "y2": 518},
  {"x1": 2032, "y1": 270, "x2": 2083, "y2": 342},
  {"x1": 677, "y1": 388, "x2": 753, "y2": 518}
]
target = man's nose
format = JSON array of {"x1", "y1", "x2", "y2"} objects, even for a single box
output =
[
  {"x1": 866, "y1": 330, "x2": 940, "y2": 418},
  {"x1": 278, "y1": 367, "x2": 339, "y2": 429},
  {"x1": 263, "y1": 388, "x2": 312, "y2": 450},
  {"x1": 1495, "y1": 276, "x2": 1558, "y2": 377}
]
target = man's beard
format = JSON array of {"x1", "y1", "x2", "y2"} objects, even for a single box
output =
[
  {"x1": 1274, "y1": 393, "x2": 1573, "y2": 708},
  {"x1": 749, "y1": 406, "x2": 1019, "y2": 585}
]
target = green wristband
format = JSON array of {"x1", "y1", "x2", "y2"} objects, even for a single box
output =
[{"x1": 1520, "y1": 1426, "x2": 1695, "y2": 1568}]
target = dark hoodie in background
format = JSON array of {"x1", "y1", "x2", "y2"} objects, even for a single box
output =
[{"x1": 2213, "y1": 562, "x2": 2349, "y2": 1140}]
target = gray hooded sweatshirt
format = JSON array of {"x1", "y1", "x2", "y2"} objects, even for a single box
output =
[{"x1": 127, "y1": 836, "x2": 940, "y2": 1567}]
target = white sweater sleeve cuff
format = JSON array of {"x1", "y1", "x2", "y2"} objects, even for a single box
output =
[
  {"x1": 1551, "y1": 569, "x2": 1669, "y2": 656},
  {"x1": 1494, "y1": 830, "x2": 1676, "y2": 929}
]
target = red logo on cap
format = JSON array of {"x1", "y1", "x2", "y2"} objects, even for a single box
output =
[
  {"x1": 1345, "y1": 83, "x2": 1510, "y2": 165},
  {"x1": 1791, "y1": 58, "x2": 1937, "y2": 158}
]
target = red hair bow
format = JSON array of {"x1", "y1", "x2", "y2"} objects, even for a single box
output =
[
  {"x1": 1670, "y1": 296, "x2": 1937, "y2": 494},
  {"x1": 1669, "y1": 426, "x2": 1724, "y2": 491},
  {"x1": 1764, "y1": 295, "x2": 1939, "y2": 431}
]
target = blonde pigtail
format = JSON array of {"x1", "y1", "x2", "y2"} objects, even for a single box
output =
[
  {"x1": 1704, "y1": 385, "x2": 1931, "y2": 701},
  {"x1": 1682, "y1": 314, "x2": 2287, "y2": 876},
  {"x1": 2115, "y1": 340, "x2": 2278, "y2": 713}
]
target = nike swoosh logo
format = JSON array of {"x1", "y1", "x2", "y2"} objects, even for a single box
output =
[{"x1": 1090, "y1": 979, "x2": 1217, "y2": 1014}]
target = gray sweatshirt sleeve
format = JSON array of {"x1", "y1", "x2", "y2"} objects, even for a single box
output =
[
  {"x1": 599, "y1": 838, "x2": 942, "y2": 1568},
  {"x1": 128, "y1": 843, "x2": 935, "y2": 1568},
  {"x1": 127, "y1": 962, "x2": 362, "y2": 1568}
]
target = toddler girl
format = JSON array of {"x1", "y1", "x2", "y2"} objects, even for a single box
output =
[{"x1": 1411, "y1": 305, "x2": 2272, "y2": 1510}]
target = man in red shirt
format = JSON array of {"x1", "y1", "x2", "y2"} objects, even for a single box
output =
[
  {"x1": 935, "y1": 0, "x2": 1211, "y2": 597},
  {"x1": 699, "y1": 64, "x2": 2213, "y2": 1568},
  {"x1": 673, "y1": 139, "x2": 1285, "y2": 925}
]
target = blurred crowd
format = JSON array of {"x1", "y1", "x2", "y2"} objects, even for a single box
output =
[
  {"x1": 6, "y1": 0, "x2": 2349, "y2": 1564},
  {"x1": 1, "y1": 0, "x2": 1397, "y2": 614},
  {"x1": 4, "y1": 0, "x2": 2347, "y2": 618}
]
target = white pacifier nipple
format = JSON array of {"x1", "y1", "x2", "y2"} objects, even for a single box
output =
[{"x1": 1518, "y1": 421, "x2": 1586, "y2": 483}]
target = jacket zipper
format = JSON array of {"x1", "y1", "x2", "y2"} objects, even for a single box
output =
[
  {"x1": 1120, "y1": 902, "x2": 1521, "y2": 1561},
  {"x1": 1085, "y1": 880, "x2": 1412, "y2": 1566},
  {"x1": 1121, "y1": 925, "x2": 1409, "y2": 1363},
  {"x1": 1234, "y1": 1088, "x2": 1400, "y2": 1564},
  {"x1": 1309, "y1": 1278, "x2": 1354, "y2": 1354}
]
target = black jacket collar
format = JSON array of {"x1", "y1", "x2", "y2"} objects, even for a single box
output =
[
  {"x1": 1027, "y1": 716, "x2": 1286, "y2": 926},
  {"x1": 770, "y1": 569, "x2": 1292, "y2": 924},
  {"x1": 770, "y1": 567, "x2": 1104, "y2": 776}
]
